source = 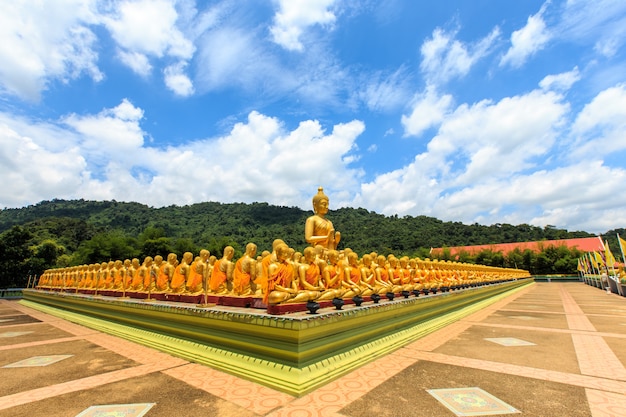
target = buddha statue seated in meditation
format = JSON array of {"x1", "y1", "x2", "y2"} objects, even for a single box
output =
[
  {"x1": 155, "y1": 253, "x2": 176, "y2": 292},
  {"x1": 305, "y1": 187, "x2": 341, "y2": 250},
  {"x1": 296, "y1": 246, "x2": 333, "y2": 302},
  {"x1": 209, "y1": 246, "x2": 235, "y2": 294},
  {"x1": 185, "y1": 249, "x2": 209, "y2": 294},
  {"x1": 232, "y1": 243, "x2": 257, "y2": 296},
  {"x1": 343, "y1": 251, "x2": 373, "y2": 298},
  {"x1": 170, "y1": 252, "x2": 192, "y2": 293},
  {"x1": 266, "y1": 243, "x2": 311, "y2": 305}
]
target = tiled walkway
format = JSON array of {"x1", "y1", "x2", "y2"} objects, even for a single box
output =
[{"x1": 1, "y1": 282, "x2": 626, "y2": 416}]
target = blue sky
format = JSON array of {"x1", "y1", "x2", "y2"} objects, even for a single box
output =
[{"x1": 1, "y1": 0, "x2": 626, "y2": 234}]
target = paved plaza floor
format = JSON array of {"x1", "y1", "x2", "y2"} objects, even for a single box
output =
[{"x1": 1, "y1": 282, "x2": 626, "y2": 416}]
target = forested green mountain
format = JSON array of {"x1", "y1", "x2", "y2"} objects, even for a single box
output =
[
  {"x1": 0, "y1": 198, "x2": 595, "y2": 254},
  {"x1": 0, "y1": 199, "x2": 609, "y2": 287}
]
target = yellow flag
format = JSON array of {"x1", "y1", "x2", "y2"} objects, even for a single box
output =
[
  {"x1": 589, "y1": 252, "x2": 598, "y2": 269},
  {"x1": 594, "y1": 251, "x2": 605, "y2": 267},
  {"x1": 619, "y1": 235, "x2": 626, "y2": 261},
  {"x1": 605, "y1": 241, "x2": 616, "y2": 267}
]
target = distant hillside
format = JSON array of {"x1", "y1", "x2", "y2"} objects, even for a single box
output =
[
  {"x1": 1, "y1": 199, "x2": 607, "y2": 286},
  {"x1": 0, "y1": 198, "x2": 595, "y2": 256}
]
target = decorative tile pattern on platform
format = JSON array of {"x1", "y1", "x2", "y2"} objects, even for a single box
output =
[
  {"x1": 0, "y1": 331, "x2": 33, "y2": 338},
  {"x1": 75, "y1": 403, "x2": 156, "y2": 417},
  {"x1": 3, "y1": 355, "x2": 73, "y2": 368},
  {"x1": 427, "y1": 387, "x2": 520, "y2": 416},
  {"x1": 484, "y1": 337, "x2": 536, "y2": 346},
  {"x1": 509, "y1": 315, "x2": 539, "y2": 320}
]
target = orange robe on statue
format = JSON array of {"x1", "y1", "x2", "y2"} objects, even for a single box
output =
[
  {"x1": 348, "y1": 267, "x2": 360, "y2": 284},
  {"x1": 156, "y1": 264, "x2": 169, "y2": 291},
  {"x1": 265, "y1": 260, "x2": 292, "y2": 304},
  {"x1": 209, "y1": 260, "x2": 226, "y2": 292},
  {"x1": 304, "y1": 263, "x2": 320, "y2": 287},
  {"x1": 170, "y1": 265, "x2": 186, "y2": 292},
  {"x1": 186, "y1": 262, "x2": 204, "y2": 292},
  {"x1": 325, "y1": 264, "x2": 341, "y2": 289},
  {"x1": 232, "y1": 257, "x2": 251, "y2": 295}
]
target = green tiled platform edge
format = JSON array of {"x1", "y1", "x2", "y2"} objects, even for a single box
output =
[{"x1": 22, "y1": 279, "x2": 532, "y2": 396}]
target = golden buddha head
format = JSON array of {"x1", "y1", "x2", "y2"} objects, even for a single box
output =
[
  {"x1": 303, "y1": 246, "x2": 316, "y2": 261},
  {"x1": 223, "y1": 246, "x2": 234, "y2": 260},
  {"x1": 312, "y1": 186, "x2": 329, "y2": 215}
]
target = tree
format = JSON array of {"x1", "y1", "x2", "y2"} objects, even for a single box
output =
[
  {"x1": 138, "y1": 226, "x2": 172, "y2": 258},
  {"x1": 73, "y1": 231, "x2": 139, "y2": 264},
  {"x1": 0, "y1": 226, "x2": 33, "y2": 287},
  {"x1": 33, "y1": 239, "x2": 65, "y2": 268}
]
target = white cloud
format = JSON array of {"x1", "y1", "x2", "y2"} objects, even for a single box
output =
[
  {"x1": 570, "y1": 84, "x2": 626, "y2": 158},
  {"x1": 164, "y1": 62, "x2": 194, "y2": 96},
  {"x1": 62, "y1": 99, "x2": 146, "y2": 160},
  {"x1": 358, "y1": 88, "x2": 572, "y2": 225},
  {"x1": 0, "y1": 123, "x2": 86, "y2": 207},
  {"x1": 420, "y1": 26, "x2": 500, "y2": 86},
  {"x1": 0, "y1": 0, "x2": 200, "y2": 101},
  {"x1": 401, "y1": 87, "x2": 453, "y2": 137},
  {"x1": 559, "y1": 0, "x2": 626, "y2": 57},
  {"x1": 500, "y1": 3, "x2": 551, "y2": 68},
  {"x1": 0, "y1": 104, "x2": 365, "y2": 211},
  {"x1": 427, "y1": 160, "x2": 626, "y2": 233},
  {"x1": 195, "y1": 27, "x2": 258, "y2": 90},
  {"x1": 0, "y1": 0, "x2": 102, "y2": 101},
  {"x1": 358, "y1": 67, "x2": 412, "y2": 112},
  {"x1": 539, "y1": 67, "x2": 581, "y2": 92},
  {"x1": 102, "y1": 0, "x2": 195, "y2": 92},
  {"x1": 194, "y1": 24, "x2": 348, "y2": 109},
  {"x1": 117, "y1": 50, "x2": 152, "y2": 77},
  {"x1": 270, "y1": 0, "x2": 337, "y2": 51},
  {"x1": 428, "y1": 89, "x2": 567, "y2": 183},
  {"x1": 103, "y1": 0, "x2": 194, "y2": 60}
]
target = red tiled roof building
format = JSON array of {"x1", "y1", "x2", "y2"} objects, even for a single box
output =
[{"x1": 433, "y1": 236, "x2": 605, "y2": 257}]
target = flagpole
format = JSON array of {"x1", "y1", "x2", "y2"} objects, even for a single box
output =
[
  {"x1": 587, "y1": 252, "x2": 600, "y2": 288},
  {"x1": 577, "y1": 259, "x2": 584, "y2": 282},
  {"x1": 597, "y1": 250, "x2": 610, "y2": 291},
  {"x1": 617, "y1": 233, "x2": 626, "y2": 294}
]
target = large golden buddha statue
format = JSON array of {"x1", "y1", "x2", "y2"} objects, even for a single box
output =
[{"x1": 305, "y1": 187, "x2": 341, "y2": 250}]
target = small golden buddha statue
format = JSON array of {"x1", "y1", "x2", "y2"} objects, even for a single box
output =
[
  {"x1": 232, "y1": 243, "x2": 257, "y2": 296},
  {"x1": 209, "y1": 246, "x2": 235, "y2": 294}
]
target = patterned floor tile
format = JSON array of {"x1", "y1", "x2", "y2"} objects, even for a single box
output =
[
  {"x1": 508, "y1": 315, "x2": 539, "y2": 320},
  {"x1": 484, "y1": 337, "x2": 536, "y2": 347},
  {"x1": 0, "y1": 331, "x2": 33, "y2": 338},
  {"x1": 74, "y1": 403, "x2": 155, "y2": 417},
  {"x1": 427, "y1": 387, "x2": 521, "y2": 416},
  {"x1": 3, "y1": 354, "x2": 73, "y2": 368},
  {"x1": 163, "y1": 363, "x2": 293, "y2": 415},
  {"x1": 585, "y1": 388, "x2": 626, "y2": 417}
]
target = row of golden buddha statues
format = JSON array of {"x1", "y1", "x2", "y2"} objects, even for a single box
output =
[
  {"x1": 36, "y1": 243, "x2": 529, "y2": 305},
  {"x1": 36, "y1": 188, "x2": 530, "y2": 305}
]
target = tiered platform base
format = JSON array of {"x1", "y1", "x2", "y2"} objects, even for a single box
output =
[{"x1": 22, "y1": 278, "x2": 532, "y2": 396}]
